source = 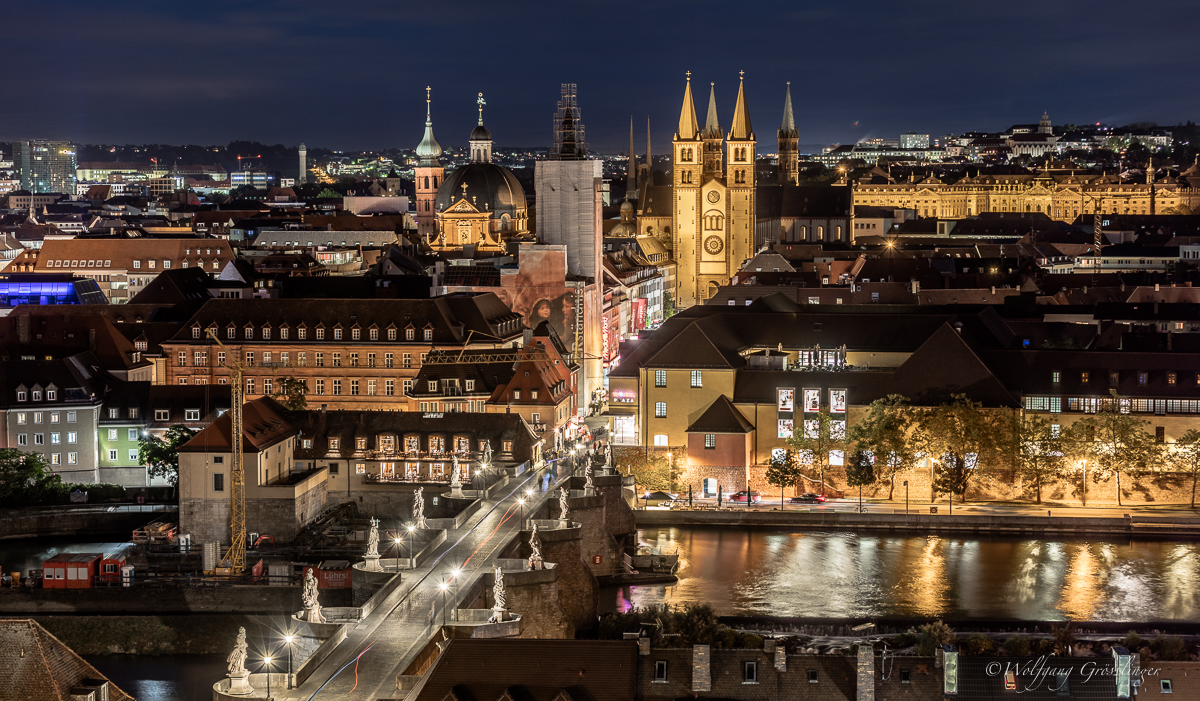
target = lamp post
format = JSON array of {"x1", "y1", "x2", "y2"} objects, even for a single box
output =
[
  {"x1": 263, "y1": 656, "x2": 273, "y2": 700},
  {"x1": 438, "y1": 580, "x2": 449, "y2": 627},
  {"x1": 283, "y1": 635, "x2": 294, "y2": 689},
  {"x1": 450, "y1": 567, "x2": 462, "y2": 621},
  {"x1": 406, "y1": 524, "x2": 417, "y2": 568},
  {"x1": 1080, "y1": 460, "x2": 1088, "y2": 507},
  {"x1": 517, "y1": 497, "x2": 526, "y2": 529},
  {"x1": 903, "y1": 480, "x2": 909, "y2": 515}
]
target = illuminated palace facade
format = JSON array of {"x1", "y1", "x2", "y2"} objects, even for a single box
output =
[{"x1": 853, "y1": 163, "x2": 1200, "y2": 221}]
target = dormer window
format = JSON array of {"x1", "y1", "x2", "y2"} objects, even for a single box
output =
[
  {"x1": 227, "y1": 326, "x2": 236, "y2": 340},
  {"x1": 316, "y1": 327, "x2": 325, "y2": 340},
  {"x1": 333, "y1": 327, "x2": 342, "y2": 341},
  {"x1": 428, "y1": 380, "x2": 438, "y2": 392},
  {"x1": 279, "y1": 327, "x2": 289, "y2": 340},
  {"x1": 262, "y1": 327, "x2": 271, "y2": 340},
  {"x1": 406, "y1": 327, "x2": 415, "y2": 341},
  {"x1": 244, "y1": 326, "x2": 254, "y2": 340},
  {"x1": 369, "y1": 327, "x2": 378, "y2": 341},
  {"x1": 423, "y1": 328, "x2": 433, "y2": 341},
  {"x1": 502, "y1": 441, "x2": 513, "y2": 452},
  {"x1": 351, "y1": 328, "x2": 360, "y2": 341},
  {"x1": 192, "y1": 326, "x2": 201, "y2": 339},
  {"x1": 513, "y1": 389, "x2": 521, "y2": 401},
  {"x1": 297, "y1": 326, "x2": 307, "y2": 340},
  {"x1": 46, "y1": 390, "x2": 56, "y2": 401},
  {"x1": 302, "y1": 439, "x2": 312, "y2": 449},
  {"x1": 531, "y1": 389, "x2": 539, "y2": 400},
  {"x1": 356, "y1": 437, "x2": 367, "y2": 450},
  {"x1": 329, "y1": 437, "x2": 340, "y2": 450},
  {"x1": 31, "y1": 391, "x2": 42, "y2": 401},
  {"x1": 16, "y1": 390, "x2": 26, "y2": 402},
  {"x1": 387, "y1": 327, "x2": 397, "y2": 341},
  {"x1": 465, "y1": 380, "x2": 475, "y2": 392}
]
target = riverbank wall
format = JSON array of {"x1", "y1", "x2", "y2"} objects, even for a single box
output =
[
  {"x1": 633, "y1": 509, "x2": 1200, "y2": 537},
  {"x1": 17, "y1": 614, "x2": 262, "y2": 655},
  {"x1": 0, "y1": 505, "x2": 176, "y2": 540},
  {"x1": 0, "y1": 583, "x2": 352, "y2": 614}
]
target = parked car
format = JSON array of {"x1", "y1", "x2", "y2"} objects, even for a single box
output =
[
  {"x1": 642, "y1": 490, "x2": 680, "y2": 506},
  {"x1": 728, "y1": 490, "x2": 761, "y2": 504},
  {"x1": 789, "y1": 493, "x2": 827, "y2": 504}
]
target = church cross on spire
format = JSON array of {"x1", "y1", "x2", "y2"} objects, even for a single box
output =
[{"x1": 477, "y1": 93, "x2": 486, "y2": 125}]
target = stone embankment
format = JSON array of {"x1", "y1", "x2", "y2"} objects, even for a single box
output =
[{"x1": 634, "y1": 509, "x2": 1200, "y2": 536}]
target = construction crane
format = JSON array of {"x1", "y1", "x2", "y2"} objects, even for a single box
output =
[{"x1": 206, "y1": 328, "x2": 248, "y2": 576}]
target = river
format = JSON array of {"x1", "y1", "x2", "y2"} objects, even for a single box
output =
[{"x1": 603, "y1": 527, "x2": 1200, "y2": 621}]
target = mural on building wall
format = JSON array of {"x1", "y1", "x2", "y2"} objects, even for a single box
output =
[{"x1": 486, "y1": 249, "x2": 577, "y2": 350}]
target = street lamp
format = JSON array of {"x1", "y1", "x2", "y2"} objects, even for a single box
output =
[
  {"x1": 438, "y1": 580, "x2": 449, "y2": 627},
  {"x1": 283, "y1": 635, "x2": 294, "y2": 689},
  {"x1": 903, "y1": 480, "x2": 909, "y2": 515},
  {"x1": 517, "y1": 497, "x2": 526, "y2": 528},
  {"x1": 263, "y1": 656, "x2": 273, "y2": 700},
  {"x1": 406, "y1": 524, "x2": 417, "y2": 568}
]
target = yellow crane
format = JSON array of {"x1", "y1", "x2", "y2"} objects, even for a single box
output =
[{"x1": 206, "y1": 328, "x2": 247, "y2": 575}]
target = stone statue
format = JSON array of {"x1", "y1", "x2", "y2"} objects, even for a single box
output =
[
  {"x1": 605, "y1": 442, "x2": 612, "y2": 469},
  {"x1": 227, "y1": 626, "x2": 248, "y2": 676},
  {"x1": 584, "y1": 460, "x2": 595, "y2": 496},
  {"x1": 302, "y1": 567, "x2": 325, "y2": 623},
  {"x1": 528, "y1": 523, "x2": 543, "y2": 570},
  {"x1": 450, "y1": 454, "x2": 461, "y2": 486},
  {"x1": 482, "y1": 440, "x2": 493, "y2": 466},
  {"x1": 558, "y1": 486, "x2": 571, "y2": 523},
  {"x1": 488, "y1": 564, "x2": 507, "y2": 622},
  {"x1": 414, "y1": 486, "x2": 428, "y2": 529},
  {"x1": 365, "y1": 517, "x2": 380, "y2": 558}
]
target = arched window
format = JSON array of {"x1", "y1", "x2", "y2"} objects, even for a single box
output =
[
  {"x1": 424, "y1": 176, "x2": 430, "y2": 189},
  {"x1": 704, "y1": 213, "x2": 725, "y2": 230},
  {"x1": 433, "y1": 176, "x2": 438, "y2": 187},
  {"x1": 817, "y1": 226, "x2": 824, "y2": 239},
  {"x1": 835, "y1": 225, "x2": 842, "y2": 239}
]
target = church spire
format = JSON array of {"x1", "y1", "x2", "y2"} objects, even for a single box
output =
[
  {"x1": 627, "y1": 117, "x2": 637, "y2": 200},
  {"x1": 703, "y1": 82, "x2": 722, "y2": 139},
  {"x1": 677, "y1": 72, "x2": 699, "y2": 140},
  {"x1": 779, "y1": 81, "x2": 797, "y2": 139},
  {"x1": 730, "y1": 71, "x2": 753, "y2": 140},
  {"x1": 416, "y1": 86, "x2": 443, "y2": 166},
  {"x1": 646, "y1": 117, "x2": 652, "y2": 167}
]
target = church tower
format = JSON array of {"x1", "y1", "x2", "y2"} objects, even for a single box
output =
[
  {"x1": 638, "y1": 118, "x2": 652, "y2": 191},
  {"x1": 414, "y1": 86, "x2": 443, "y2": 241},
  {"x1": 1039, "y1": 110, "x2": 1052, "y2": 135},
  {"x1": 777, "y1": 82, "x2": 799, "y2": 184},
  {"x1": 724, "y1": 72, "x2": 756, "y2": 275},
  {"x1": 470, "y1": 93, "x2": 493, "y2": 163},
  {"x1": 701, "y1": 83, "x2": 724, "y2": 180},
  {"x1": 672, "y1": 73, "x2": 703, "y2": 308}
]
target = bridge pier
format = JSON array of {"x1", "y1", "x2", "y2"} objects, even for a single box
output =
[{"x1": 509, "y1": 520, "x2": 597, "y2": 631}]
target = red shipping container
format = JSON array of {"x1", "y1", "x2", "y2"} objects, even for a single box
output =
[
  {"x1": 42, "y1": 553, "x2": 102, "y2": 589},
  {"x1": 98, "y1": 554, "x2": 127, "y2": 583}
]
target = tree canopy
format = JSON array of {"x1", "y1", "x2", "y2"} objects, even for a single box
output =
[{"x1": 138, "y1": 425, "x2": 197, "y2": 495}]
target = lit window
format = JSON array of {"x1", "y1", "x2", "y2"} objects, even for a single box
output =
[
  {"x1": 1052, "y1": 371, "x2": 1060, "y2": 383},
  {"x1": 691, "y1": 370, "x2": 703, "y2": 388},
  {"x1": 655, "y1": 370, "x2": 666, "y2": 387},
  {"x1": 705, "y1": 434, "x2": 716, "y2": 449},
  {"x1": 655, "y1": 401, "x2": 666, "y2": 418},
  {"x1": 1168, "y1": 372, "x2": 1177, "y2": 385},
  {"x1": 424, "y1": 328, "x2": 432, "y2": 341}
]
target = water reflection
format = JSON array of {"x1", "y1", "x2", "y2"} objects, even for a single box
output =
[{"x1": 605, "y1": 527, "x2": 1200, "y2": 621}]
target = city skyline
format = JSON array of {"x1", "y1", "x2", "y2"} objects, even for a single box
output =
[{"x1": 5, "y1": 0, "x2": 1199, "y2": 151}]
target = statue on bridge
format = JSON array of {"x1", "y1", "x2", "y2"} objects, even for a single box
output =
[
  {"x1": 584, "y1": 460, "x2": 596, "y2": 496},
  {"x1": 482, "y1": 440, "x2": 493, "y2": 467},
  {"x1": 450, "y1": 455, "x2": 464, "y2": 497},
  {"x1": 558, "y1": 486, "x2": 571, "y2": 524},
  {"x1": 301, "y1": 567, "x2": 326, "y2": 623},
  {"x1": 225, "y1": 626, "x2": 253, "y2": 694},
  {"x1": 528, "y1": 523, "x2": 543, "y2": 570},
  {"x1": 488, "y1": 564, "x2": 507, "y2": 623},
  {"x1": 365, "y1": 517, "x2": 380, "y2": 558},
  {"x1": 604, "y1": 442, "x2": 612, "y2": 469},
  {"x1": 414, "y1": 487, "x2": 428, "y2": 529}
]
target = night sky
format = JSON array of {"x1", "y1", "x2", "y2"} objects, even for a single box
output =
[{"x1": 6, "y1": 0, "x2": 1200, "y2": 153}]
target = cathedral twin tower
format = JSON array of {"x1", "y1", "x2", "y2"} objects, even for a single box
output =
[{"x1": 669, "y1": 72, "x2": 798, "y2": 307}]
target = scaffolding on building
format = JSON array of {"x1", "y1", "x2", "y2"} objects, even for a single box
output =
[{"x1": 550, "y1": 83, "x2": 587, "y2": 160}]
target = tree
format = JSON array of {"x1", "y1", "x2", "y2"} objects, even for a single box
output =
[
  {"x1": 786, "y1": 407, "x2": 849, "y2": 497},
  {"x1": 139, "y1": 425, "x2": 197, "y2": 497},
  {"x1": 1165, "y1": 429, "x2": 1200, "y2": 508},
  {"x1": 272, "y1": 376, "x2": 309, "y2": 411},
  {"x1": 1071, "y1": 391, "x2": 1160, "y2": 506},
  {"x1": 1008, "y1": 413, "x2": 1070, "y2": 504},
  {"x1": 913, "y1": 394, "x2": 1004, "y2": 503},
  {"x1": 0, "y1": 449, "x2": 63, "y2": 506},
  {"x1": 845, "y1": 450, "x2": 877, "y2": 512},
  {"x1": 848, "y1": 394, "x2": 917, "y2": 500},
  {"x1": 765, "y1": 450, "x2": 801, "y2": 508}
]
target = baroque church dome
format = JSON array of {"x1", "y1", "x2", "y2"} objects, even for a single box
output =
[{"x1": 435, "y1": 163, "x2": 527, "y2": 218}]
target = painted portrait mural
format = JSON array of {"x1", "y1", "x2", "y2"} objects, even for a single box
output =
[{"x1": 492, "y1": 248, "x2": 577, "y2": 350}]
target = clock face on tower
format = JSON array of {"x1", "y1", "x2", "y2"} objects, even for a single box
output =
[
  {"x1": 706, "y1": 190, "x2": 720, "y2": 203},
  {"x1": 704, "y1": 235, "x2": 724, "y2": 256}
]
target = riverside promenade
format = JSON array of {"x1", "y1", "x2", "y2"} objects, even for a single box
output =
[{"x1": 634, "y1": 502, "x2": 1200, "y2": 536}]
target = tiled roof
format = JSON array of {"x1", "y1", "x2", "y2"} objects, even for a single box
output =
[
  {"x1": 686, "y1": 394, "x2": 755, "y2": 433},
  {"x1": 0, "y1": 619, "x2": 134, "y2": 701},
  {"x1": 409, "y1": 639, "x2": 637, "y2": 701},
  {"x1": 291, "y1": 410, "x2": 538, "y2": 462},
  {"x1": 20, "y1": 237, "x2": 235, "y2": 273},
  {"x1": 178, "y1": 395, "x2": 296, "y2": 453}
]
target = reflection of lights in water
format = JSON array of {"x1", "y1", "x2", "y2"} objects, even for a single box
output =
[
  {"x1": 893, "y1": 536, "x2": 948, "y2": 617},
  {"x1": 1013, "y1": 541, "x2": 1041, "y2": 604},
  {"x1": 1057, "y1": 543, "x2": 1100, "y2": 620},
  {"x1": 1161, "y1": 545, "x2": 1197, "y2": 615}
]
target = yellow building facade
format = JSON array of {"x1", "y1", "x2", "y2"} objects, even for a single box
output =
[{"x1": 853, "y1": 168, "x2": 1200, "y2": 222}]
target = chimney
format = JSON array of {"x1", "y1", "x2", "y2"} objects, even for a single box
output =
[
  {"x1": 637, "y1": 637, "x2": 650, "y2": 656},
  {"x1": 774, "y1": 642, "x2": 786, "y2": 672},
  {"x1": 1155, "y1": 283, "x2": 1161, "y2": 292},
  {"x1": 990, "y1": 286, "x2": 996, "y2": 295},
  {"x1": 522, "y1": 328, "x2": 533, "y2": 346},
  {"x1": 691, "y1": 645, "x2": 711, "y2": 692},
  {"x1": 856, "y1": 642, "x2": 875, "y2": 701}
]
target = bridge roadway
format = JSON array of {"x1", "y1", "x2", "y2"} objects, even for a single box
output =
[{"x1": 289, "y1": 462, "x2": 568, "y2": 701}]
